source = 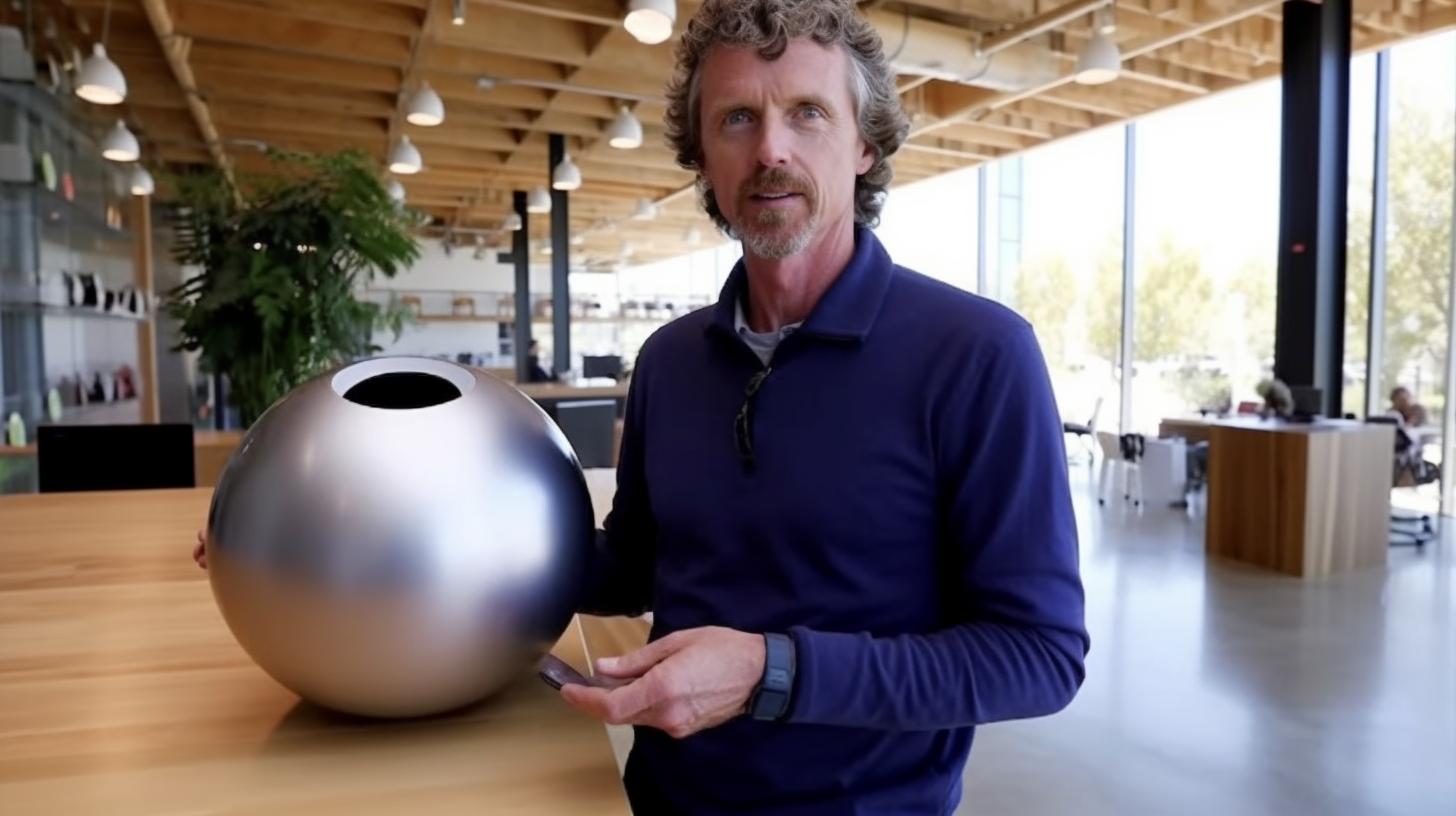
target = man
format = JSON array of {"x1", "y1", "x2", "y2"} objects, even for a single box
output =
[
  {"x1": 1389, "y1": 386, "x2": 1429, "y2": 428},
  {"x1": 194, "y1": 2, "x2": 1086, "y2": 811},
  {"x1": 558, "y1": 1, "x2": 1088, "y2": 813},
  {"x1": 524, "y1": 339, "x2": 557, "y2": 383}
]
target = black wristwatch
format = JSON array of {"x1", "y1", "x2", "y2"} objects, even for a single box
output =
[{"x1": 748, "y1": 632, "x2": 795, "y2": 721}]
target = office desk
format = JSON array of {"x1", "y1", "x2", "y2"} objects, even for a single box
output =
[
  {"x1": 1205, "y1": 418, "x2": 1393, "y2": 578},
  {"x1": 0, "y1": 488, "x2": 630, "y2": 814},
  {"x1": 1158, "y1": 416, "x2": 1214, "y2": 445}
]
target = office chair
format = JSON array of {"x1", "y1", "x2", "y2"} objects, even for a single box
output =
[
  {"x1": 1364, "y1": 415, "x2": 1436, "y2": 547},
  {"x1": 1095, "y1": 430, "x2": 1143, "y2": 507},
  {"x1": 38, "y1": 423, "x2": 196, "y2": 493}
]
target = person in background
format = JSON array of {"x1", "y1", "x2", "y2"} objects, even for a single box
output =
[
  {"x1": 525, "y1": 339, "x2": 557, "y2": 383},
  {"x1": 1390, "y1": 386, "x2": 1429, "y2": 427}
]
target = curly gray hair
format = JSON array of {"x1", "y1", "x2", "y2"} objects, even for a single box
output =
[{"x1": 663, "y1": 0, "x2": 909, "y2": 236}]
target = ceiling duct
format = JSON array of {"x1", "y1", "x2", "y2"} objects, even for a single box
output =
[{"x1": 862, "y1": 7, "x2": 1060, "y2": 92}]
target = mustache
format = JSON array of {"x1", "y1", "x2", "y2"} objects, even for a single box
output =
[{"x1": 740, "y1": 168, "x2": 813, "y2": 198}]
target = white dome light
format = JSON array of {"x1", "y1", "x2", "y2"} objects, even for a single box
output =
[
  {"x1": 552, "y1": 153, "x2": 582, "y2": 191},
  {"x1": 606, "y1": 106, "x2": 643, "y2": 149},
  {"x1": 503, "y1": 212, "x2": 523, "y2": 231},
  {"x1": 624, "y1": 0, "x2": 675, "y2": 46},
  {"x1": 129, "y1": 165, "x2": 154, "y2": 196},
  {"x1": 385, "y1": 178, "x2": 406, "y2": 203},
  {"x1": 526, "y1": 185, "x2": 552, "y2": 214},
  {"x1": 101, "y1": 120, "x2": 139, "y2": 162},
  {"x1": 75, "y1": 43, "x2": 126, "y2": 105},
  {"x1": 632, "y1": 197, "x2": 657, "y2": 220},
  {"x1": 1075, "y1": 31, "x2": 1121, "y2": 86},
  {"x1": 388, "y1": 136, "x2": 423, "y2": 174},
  {"x1": 405, "y1": 81, "x2": 445, "y2": 127}
]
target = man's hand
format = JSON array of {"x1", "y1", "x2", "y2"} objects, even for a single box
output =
[
  {"x1": 193, "y1": 529, "x2": 207, "y2": 570},
  {"x1": 559, "y1": 626, "x2": 766, "y2": 739}
]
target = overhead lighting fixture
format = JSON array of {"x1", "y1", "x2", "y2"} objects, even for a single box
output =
[
  {"x1": 452, "y1": 0, "x2": 466, "y2": 25},
  {"x1": 683, "y1": 225, "x2": 702, "y2": 245},
  {"x1": 385, "y1": 178, "x2": 406, "y2": 204},
  {"x1": 552, "y1": 153, "x2": 582, "y2": 191},
  {"x1": 571, "y1": 234, "x2": 585, "y2": 247},
  {"x1": 75, "y1": 43, "x2": 126, "y2": 105},
  {"x1": 606, "y1": 106, "x2": 643, "y2": 149},
  {"x1": 1075, "y1": 10, "x2": 1120, "y2": 86},
  {"x1": 631, "y1": 198, "x2": 657, "y2": 220},
  {"x1": 388, "y1": 135, "x2": 422, "y2": 174},
  {"x1": 473, "y1": 236, "x2": 487, "y2": 260},
  {"x1": 405, "y1": 81, "x2": 445, "y2": 127},
  {"x1": 128, "y1": 165, "x2": 154, "y2": 196},
  {"x1": 527, "y1": 185, "x2": 552, "y2": 213},
  {"x1": 100, "y1": 120, "x2": 138, "y2": 162},
  {"x1": 624, "y1": 0, "x2": 675, "y2": 45},
  {"x1": 503, "y1": 212, "x2": 523, "y2": 231}
]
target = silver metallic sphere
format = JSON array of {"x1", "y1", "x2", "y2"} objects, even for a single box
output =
[{"x1": 206, "y1": 357, "x2": 593, "y2": 717}]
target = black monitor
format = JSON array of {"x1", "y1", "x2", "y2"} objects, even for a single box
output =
[
  {"x1": 1291, "y1": 386, "x2": 1324, "y2": 420},
  {"x1": 582, "y1": 355, "x2": 623, "y2": 381}
]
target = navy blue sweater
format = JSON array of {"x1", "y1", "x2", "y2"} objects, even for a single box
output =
[{"x1": 583, "y1": 226, "x2": 1088, "y2": 815}]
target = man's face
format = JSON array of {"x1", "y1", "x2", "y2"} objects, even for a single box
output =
[
  {"x1": 1393, "y1": 389, "x2": 1411, "y2": 409},
  {"x1": 696, "y1": 39, "x2": 875, "y2": 259}
]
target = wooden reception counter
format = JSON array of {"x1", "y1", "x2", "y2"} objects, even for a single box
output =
[
  {"x1": 0, "y1": 488, "x2": 630, "y2": 814},
  {"x1": 1205, "y1": 418, "x2": 1394, "y2": 578}
]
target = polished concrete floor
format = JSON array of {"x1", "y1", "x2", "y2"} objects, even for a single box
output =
[{"x1": 957, "y1": 468, "x2": 1455, "y2": 816}]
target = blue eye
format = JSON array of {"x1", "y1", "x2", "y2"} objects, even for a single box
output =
[
  {"x1": 725, "y1": 110, "x2": 751, "y2": 126},
  {"x1": 800, "y1": 105, "x2": 825, "y2": 119}
]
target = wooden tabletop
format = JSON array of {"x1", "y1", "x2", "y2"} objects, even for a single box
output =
[{"x1": 0, "y1": 488, "x2": 630, "y2": 814}]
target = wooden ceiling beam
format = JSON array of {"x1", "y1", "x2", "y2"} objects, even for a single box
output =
[
  {"x1": 173, "y1": 0, "x2": 413, "y2": 66},
  {"x1": 138, "y1": 0, "x2": 233, "y2": 185},
  {"x1": 478, "y1": 0, "x2": 623, "y2": 28}
]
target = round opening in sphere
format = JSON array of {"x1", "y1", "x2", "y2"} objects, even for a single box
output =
[
  {"x1": 330, "y1": 357, "x2": 477, "y2": 408},
  {"x1": 343, "y1": 371, "x2": 462, "y2": 409}
]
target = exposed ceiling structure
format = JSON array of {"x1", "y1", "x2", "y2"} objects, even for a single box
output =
[{"x1": 14, "y1": 0, "x2": 1456, "y2": 270}]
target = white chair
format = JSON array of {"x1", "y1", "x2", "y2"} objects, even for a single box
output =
[
  {"x1": 1063, "y1": 396, "x2": 1104, "y2": 466},
  {"x1": 1095, "y1": 430, "x2": 1142, "y2": 507}
]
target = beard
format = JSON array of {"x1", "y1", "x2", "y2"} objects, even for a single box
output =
[{"x1": 733, "y1": 167, "x2": 820, "y2": 259}]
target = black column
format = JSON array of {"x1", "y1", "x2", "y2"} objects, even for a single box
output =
[
  {"x1": 1274, "y1": 0, "x2": 1351, "y2": 417},
  {"x1": 506, "y1": 190, "x2": 531, "y2": 384},
  {"x1": 548, "y1": 133, "x2": 571, "y2": 378}
]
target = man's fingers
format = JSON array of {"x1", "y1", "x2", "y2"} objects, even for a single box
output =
[
  {"x1": 595, "y1": 632, "x2": 680, "y2": 678},
  {"x1": 561, "y1": 673, "x2": 665, "y2": 725}
]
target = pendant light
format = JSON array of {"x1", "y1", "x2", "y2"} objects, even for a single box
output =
[
  {"x1": 631, "y1": 197, "x2": 657, "y2": 220},
  {"x1": 606, "y1": 106, "x2": 643, "y2": 149},
  {"x1": 385, "y1": 178, "x2": 406, "y2": 204},
  {"x1": 128, "y1": 165, "x2": 154, "y2": 196},
  {"x1": 503, "y1": 212, "x2": 523, "y2": 231},
  {"x1": 625, "y1": 0, "x2": 675, "y2": 45},
  {"x1": 75, "y1": 44, "x2": 126, "y2": 104},
  {"x1": 75, "y1": 2, "x2": 126, "y2": 105},
  {"x1": 552, "y1": 153, "x2": 582, "y2": 191},
  {"x1": 101, "y1": 120, "x2": 139, "y2": 162},
  {"x1": 405, "y1": 82, "x2": 445, "y2": 127},
  {"x1": 388, "y1": 136, "x2": 422, "y2": 174},
  {"x1": 1075, "y1": 9, "x2": 1120, "y2": 86},
  {"x1": 526, "y1": 185, "x2": 552, "y2": 213}
]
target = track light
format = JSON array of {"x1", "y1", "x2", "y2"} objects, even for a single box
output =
[
  {"x1": 405, "y1": 81, "x2": 445, "y2": 127},
  {"x1": 388, "y1": 136, "x2": 422, "y2": 174},
  {"x1": 128, "y1": 165, "x2": 154, "y2": 196},
  {"x1": 100, "y1": 120, "x2": 138, "y2": 162},
  {"x1": 1075, "y1": 9, "x2": 1120, "y2": 86},
  {"x1": 527, "y1": 185, "x2": 552, "y2": 213},
  {"x1": 625, "y1": 0, "x2": 675, "y2": 46},
  {"x1": 503, "y1": 212, "x2": 523, "y2": 231},
  {"x1": 632, "y1": 198, "x2": 657, "y2": 220},
  {"x1": 552, "y1": 153, "x2": 582, "y2": 191},
  {"x1": 452, "y1": 0, "x2": 466, "y2": 25},
  {"x1": 606, "y1": 106, "x2": 643, "y2": 149},
  {"x1": 75, "y1": 43, "x2": 126, "y2": 104}
]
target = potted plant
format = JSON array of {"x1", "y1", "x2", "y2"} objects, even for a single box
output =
[{"x1": 166, "y1": 150, "x2": 419, "y2": 426}]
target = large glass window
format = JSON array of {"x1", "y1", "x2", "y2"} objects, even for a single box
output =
[
  {"x1": 1345, "y1": 52, "x2": 1379, "y2": 418},
  {"x1": 875, "y1": 165, "x2": 978, "y2": 292},
  {"x1": 1383, "y1": 33, "x2": 1456, "y2": 512},
  {"x1": 986, "y1": 128, "x2": 1126, "y2": 436},
  {"x1": 1131, "y1": 81, "x2": 1281, "y2": 434}
]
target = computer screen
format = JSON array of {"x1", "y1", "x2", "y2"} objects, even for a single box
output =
[{"x1": 582, "y1": 355, "x2": 623, "y2": 380}]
